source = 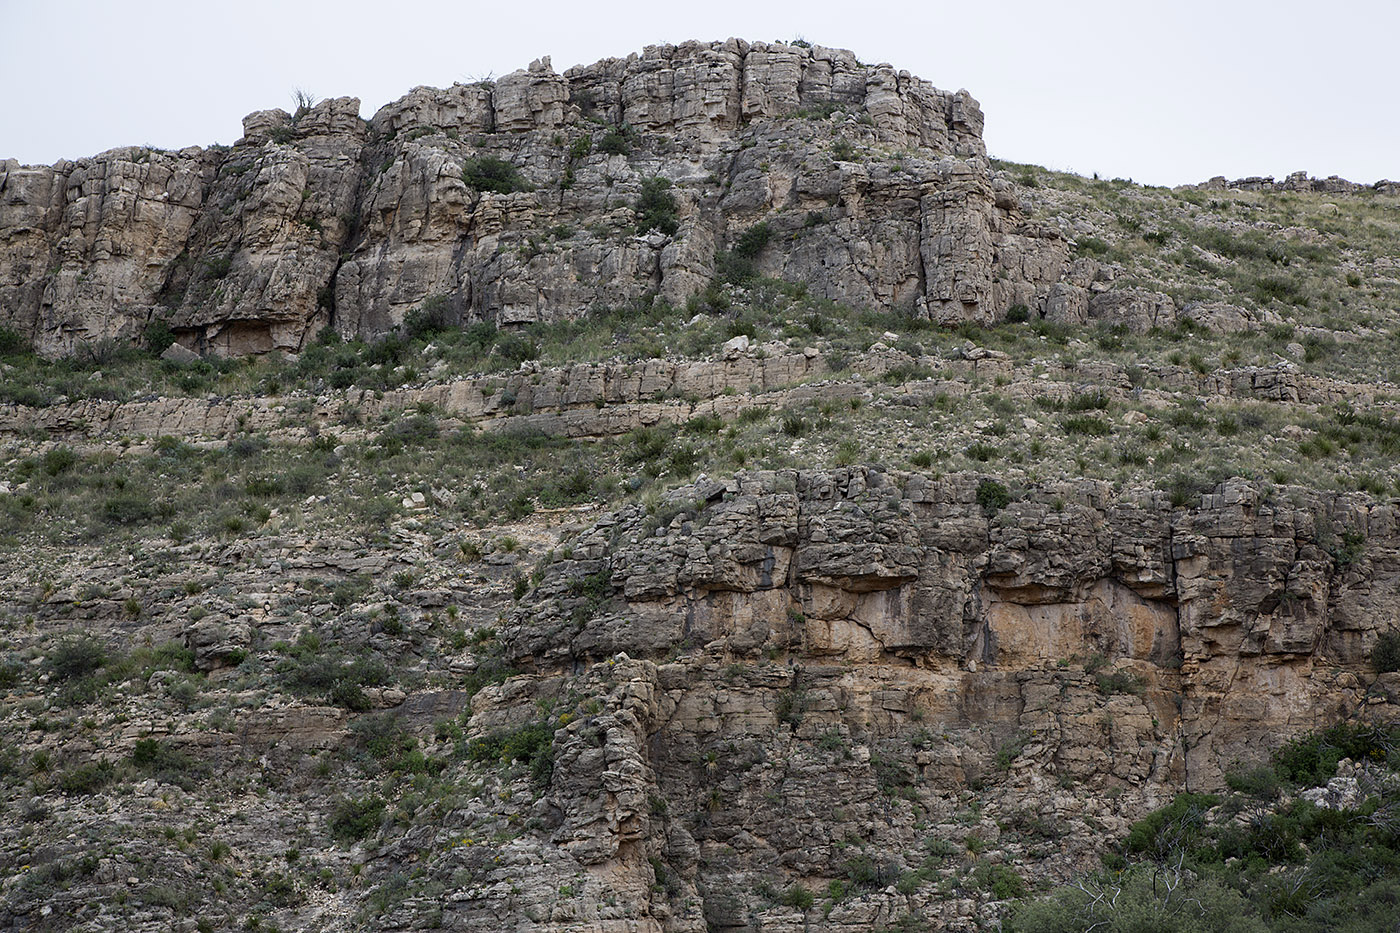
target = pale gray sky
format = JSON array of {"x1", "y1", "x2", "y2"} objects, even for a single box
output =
[{"x1": 2, "y1": 0, "x2": 1395, "y2": 187}]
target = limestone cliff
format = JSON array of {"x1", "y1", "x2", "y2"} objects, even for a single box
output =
[
  {"x1": 431, "y1": 470, "x2": 1392, "y2": 931},
  {"x1": 3, "y1": 37, "x2": 1399, "y2": 933},
  {"x1": 0, "y1": 40, "x2": 1072, "y2": 356}
]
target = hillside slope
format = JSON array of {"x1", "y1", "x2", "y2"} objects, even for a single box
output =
[{"x1": 2, "y1": 39, "x2": 1400, "y2": 933}]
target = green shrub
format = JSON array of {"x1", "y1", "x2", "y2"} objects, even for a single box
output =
[
  {"x1": 840, "y1": 854, "x2": 890, "y2": 890},
  {"x1": 1124, "y1": 792, "x2": 1219, "y2": 860},
  {"x1": 461, "y1": 156, "x2": 533, "y2": 194},
  {"x1": 329, "y1": 795, "x2": 385, "y2": 842},
  {"x1": 466, "y1": 720, "x2": 556, "y2": 785},
  {"x1": 131, "y1": 738, "x2": 200, "y2": 787},
  {"x1": 995, "y1": 732, "x2": 1029, "y2": 770},
  {"x1": 1095, "y1": 671, "x2": 1145, "y2": 695},
  {"x1": 495, "y1": 332, "x2": 539, "y2": 363},
  {"x1": 278, "y1": 637, "x2": 389, "y2": 710},
  {"x1": 1374, "y1": 629, "x2": 1400, "y2": 673},
  {"x1": 624, "y1": 425, "x2": 670, "y2": 466},
  {"x1": 1075, "y1": 236, "x2": 1111, "y2": 257},
  {"x1": 142, "y1": 319, "x2": 177, "y2": 355},
  {"x1": 1066, "y1": 391, "x2": 1110, "y2": 411},
  {"x1": 1165, "y1": 474, "x2": 1210, "y2": 509},
  {"x1": 58, "y1": 760, "x2": 117, "y2": 795},
  {"x1": 1252, "y1": 275, "x2": 1302, "y2": 305},
  {"x1": 351, "y1": 715, "x2": 443, "y2": 776},
  {"x1": 1006, "y1": 865, "x2": 1267, "y2": 933},
  {"x1": 872, "y1": 755, "x2": 915, "y2": 798},
  {"x1": 973, "y1": 862, "x2": 1026, "y2": 899},
  {"x1": 1329, "y1": 528, "x2": 1365, "y2": 571},
  {"x1": 1273, "y1": 722, "x2": 1399, "y2": 787},
  {"x1": 47, "y1": 637, "x2": 107, "y2": 682},
  {"x1": 402, "y1": 294, "x2": 453, "y2": 337},
  {"x1": 1224, "y1": 763, "x2": 1281, "y2": 800},
  {"x1": 204, "y1": 255, "x2": 233, "y2": 279},
  {"x1": 596, "y1": 124, "x2": 638, "y2": 155},
  {"x1": 504, "y1": 490, "x2": 534, "y2": 518},
  {"x1": 731, "y1": 221, "x2": 772, "y2": 260},
  {"x1": 683, "y1": 414, "x2": 724, "y2": 436},
  {"x1": 567, "y1": 134, "x2": 592, "y2": 161},
  {"x1": 461, "y1": 657, "x2": 519, "y2": 699},
  {"x1": 262, "y1": 872, "x2": 303, "y2": 907},
  {"x1": 634, "y1": 177, "x2": 679, "y2": 235},
  {"x1": 1062, "y1": 415, "x2": 1112, "y2": 436},
  {"x1": 42, "y1": 447, "x2": 79, "y2": 476},
  {"x1": 244, "y1": 475, "x2": 283, "y2": 497},
  {"x1": 976, "y1": 479, "x2": 1012, "y2": 513},
  {"x1": 1019, "y1": 715, "x2": 1400, "y2": 931},
  {"x1": 101, "y1": 492, "x2": 158, "y2": 525},
  {"x1": 715, "y1": 221, "x2": 772, "y2": 283},
  {"x1": 965, "y1": 442, "x2": 1000, "y2": 462},
  {"x1": 375, "y1": 414, "x2": 439, "y2": 451},
  {"x1": 0, "y1": 326, "x2": 32, "y2": 358}
]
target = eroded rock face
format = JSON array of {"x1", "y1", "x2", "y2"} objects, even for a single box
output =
[
  {"x1": 508, "y1": 471, "x2": 1387, "y2": 772},
  {"x1": 436, "y1": 469, "x2": 1396, "y2": 930},
  {"x1": 0, "y1": 40, "x2": 1083, "y2": 357},
  {"x1": 0, "y1": 147, "x2": 215, "y2": 354}
]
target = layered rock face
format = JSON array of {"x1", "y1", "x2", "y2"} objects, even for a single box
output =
[
  {"x1": 430, "y1": 469, "x2": 1394, "y2": 932},
  {"x1": 0, "y1": 40, "x2": 1074, "y2": 356}
]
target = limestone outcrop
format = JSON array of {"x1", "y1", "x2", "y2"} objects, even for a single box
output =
[
  {"x1": 427, "y1": 469, "x2": 1397, "y2": 931},
  {"x1": 4, "y1": 36, "x2": 1398, "y2": 933},
  {"x1": 1, "y1": 40, "x2": 1078, "y2": 357}
]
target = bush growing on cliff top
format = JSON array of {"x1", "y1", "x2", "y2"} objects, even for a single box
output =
[{"x1": 975, "y1": 479, "x2": 1012, "y2": 513}]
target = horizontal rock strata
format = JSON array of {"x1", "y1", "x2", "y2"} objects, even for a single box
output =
[{"x1": 2, "y1": 40, "x2": 1081, "y2": 357}]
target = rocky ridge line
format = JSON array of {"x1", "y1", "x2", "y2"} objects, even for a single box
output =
[{"x1": 3, "y1": 39, "x2": 1080, "y2": 357}]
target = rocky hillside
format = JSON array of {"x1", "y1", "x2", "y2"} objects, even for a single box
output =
[
  {"x1": 3, "y1": 39, "x2": 1400, "y2": 933},
  {"x1": 2, "y1": 39, "x2": 1024, "y2": 357}
]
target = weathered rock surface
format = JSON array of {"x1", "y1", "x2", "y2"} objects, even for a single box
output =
[
  {"x1": 3, "y1": 443, "x2": 1396, "y2": 931},
  {"x1": 2, "y1": 40, "x2": 1087, "y2": 357},
  {"x1": 415, "y1": 469, "x2": 1400, "y2": 931},
  {"x1": 3, "y1": 35, "x2": 1398, "y2": 933},
  {"x1": 1201, "y1": 171, "x2": 1400, "y2": 196}
]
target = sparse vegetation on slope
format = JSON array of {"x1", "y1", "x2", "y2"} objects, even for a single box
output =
[
  {"x1": 4, "y1": 42, "x2": 1400, "y2": 932},
  {"x1": 1009, "y1": 722, "x2": 1400, "y2": 933}
]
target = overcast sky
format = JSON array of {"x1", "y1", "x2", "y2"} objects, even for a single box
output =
[{"x1": 2, "y1": 0, "x2": 1395, "y2": 187}]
